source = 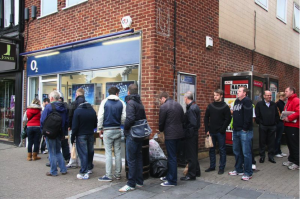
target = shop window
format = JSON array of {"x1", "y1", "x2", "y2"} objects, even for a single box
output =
[
  {"x1": 28, "y1": 77, "x2": 39, "y2": 105},
  {"x1": 65, "y1": 0, "x2": 88, "y2": 8},
  {"x1": 40, "y1": 0, "x2": 58, "y2": 17},
  {"x1": 294, "y1": 3, "x2": 300, "y2": 33},
  {"x1": 2, "y1": 0, "x2": 19, "y2": 28},
  {"x1": 277, "y1": 0, "x2": 287, "y2": 23},
  {"x1": 255, "y1": 0, "x2": 268, "y2": 11}
]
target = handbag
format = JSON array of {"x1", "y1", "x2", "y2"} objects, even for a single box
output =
[
  {"x1": 130, "y1": 119, "x2": 152, "y2": 138},
  {"x1": 205, "y1": 135, "x2": 214, "y2": 148},
  {"x1": 21, "y1": 125, "x2": 27, "y2": 139},
  {"x1": 71, "y1": 143, "x2": 77, "y2": 159}
]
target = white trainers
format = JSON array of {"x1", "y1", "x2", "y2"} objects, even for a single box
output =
[
  {"x1": 228, "y1": 170, "x2": 244, "y2": 176},
  {"x1": 275, "y1": 154, "x2": 283, "y2": 158},
  {"x1": 282, "y1": 161, "x2": 293, "y2": 166},
  {"x1": 281, "y1": 153, "x2": 287, "y2": 157},
  {"x1": 241, "y1": 175, "x2": 252, "y2": 181},
  {"x1": 288, "y1": 164, "x2": 299, "y2": 170},
  {"x1": 77, "y1": 173, "x2": 89, "y2": 180},
  {"x1": 87, "y1": 170, "x2": 93, "y2": 174},
  {"x1": 160, "y1": 176, "x2": 167, "y2": 181},
  {"x1": 119, "y1": 185, "x2": 135, "y2": 192},
  {"x1": 252, "y1": 164, "x2": 256, "y2": 170}
]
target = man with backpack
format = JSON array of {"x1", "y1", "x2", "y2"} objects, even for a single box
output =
[{"x1": 40, "y1": 91, "x2": 68, "y2": 176}]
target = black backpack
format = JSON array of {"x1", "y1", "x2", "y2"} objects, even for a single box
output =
[{"x1": 43, "y1": 103, "x2": 63, "y2": 139}]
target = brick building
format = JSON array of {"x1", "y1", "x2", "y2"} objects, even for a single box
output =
[{"x1": 20, "y1": 0, "x2": 299, "y2": 153}]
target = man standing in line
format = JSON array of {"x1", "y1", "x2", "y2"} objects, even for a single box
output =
[
  {"x1": 255, "y1": 90, "x2": 279, "y2": 164},
  {"x1": 282, "y1": 86, "x2": 299, "y2": 170},
  {"x1": 40, "y1": 91, "x2": 68, "y2": 176},
  {"x1": 119, "y1": 84, "x2": 146, "y2": 192},
  {"x1": 98, "y1": 87, "x2": 126, "y2": 182},
  {"x1": 158, "y1": 91, "x2": 184, "y2": 186},
  {"x1": 228, "y1": 86, "x2": 253, "y2": 181},
  {"x1": 66, "y1": 88, "x2": 86, "y2": 169},
  {"x1": 180, "y1": 91, "x2": 201, "y2": 180},
  {"x1": 204, "y1": 89, "x2": 231, "y2": 174}
]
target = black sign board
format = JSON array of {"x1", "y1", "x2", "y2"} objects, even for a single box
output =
[{"x1": 0, "y1": 42, "x2": 16, "y2": 62}]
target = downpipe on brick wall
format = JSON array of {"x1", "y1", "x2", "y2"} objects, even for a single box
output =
[
  {"x1": 173, "y1": 0, "x2": 177, "y2": 99},
  {"x1": 252, "y1": 11, "x2": 256, "y2": 72}
]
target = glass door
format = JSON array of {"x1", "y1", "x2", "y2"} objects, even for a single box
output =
[{"x1": 40, "y1": 75, "x2": 58, "y2": 102}]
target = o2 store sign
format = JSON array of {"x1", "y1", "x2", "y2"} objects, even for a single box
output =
[{"x1": 31, "y1": 60, "x2": 38, "y2": 72}]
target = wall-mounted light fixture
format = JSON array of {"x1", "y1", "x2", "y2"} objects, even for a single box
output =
[
  {"x1": 31, "y1": 6, "x2": 37, "y2": 19},
  {"x1": 24, "y1": 8, "x2": 29, "y2": 21}
]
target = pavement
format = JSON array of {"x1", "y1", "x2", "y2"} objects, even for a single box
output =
[{"x1": 0, "y1": 142, "x2": 298, "y2": 199}]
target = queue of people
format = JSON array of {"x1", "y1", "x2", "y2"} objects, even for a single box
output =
[{"x1": 22, "y1": 84, "x2": 299, "y2": 191}]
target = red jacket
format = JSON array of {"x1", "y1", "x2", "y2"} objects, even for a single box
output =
[
  {"x1": 284, "y1": 94, "x2": 300, "y2": 128},
  {"x1": 26, "y1": 106, "x2": 42, "y2": 127}
]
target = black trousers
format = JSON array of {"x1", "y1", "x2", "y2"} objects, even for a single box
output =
[
  {"x1": 285, "y1": 126, "x2": 299, "y2": 165},
  {"x1": 61, "y1": 138, "x2": 70, "y2": 161},
  {"x1": 40, "y1": 135, "x2": 46, "y2": 153},
  {"x1": 259, "y1": 124, "x2": 276, "y2": 158},
  {"x1": 185, "y1": 133, "x2": 200, "y2": 178}
]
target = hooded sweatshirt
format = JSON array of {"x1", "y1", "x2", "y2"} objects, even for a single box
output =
[
  {"x1": 232, "y1": 96, "x2": 253, "y2": 131},
  {"x1": 23, "y1": 104, "x2": 42, "y2": 127},
  {"x1": 284, "y1": 93, "x2": 300, "y2": 128}
]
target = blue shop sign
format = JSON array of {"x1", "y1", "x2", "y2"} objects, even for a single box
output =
[{"x1": 26, "y1": 34, "x2": 140, "y2": 76}]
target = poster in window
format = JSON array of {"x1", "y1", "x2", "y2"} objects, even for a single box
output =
[
  {"x1": 105, "y1": 81, "x2": 135, "y2": 102},
  {"x1": 177, "y1": 73, "x2": 196, "y2": 112},
  {"x1": 253, "y1": 80, "x2": 263, "y2": 106},
  {"x1": 269, "y1": 81, "x2": 278, "y2": 102},
  {"x1": 72, "y1": 84, "x2": 95, "y2": 104}
]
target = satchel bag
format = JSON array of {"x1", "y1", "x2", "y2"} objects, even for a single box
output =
[
  {"x1": 71, "y1": 143, "x2": 77, "y2": 159},
  {"x1": 205, "y1": 135, "x2": 214, "y2": 148},
  {"x1": 130, "y1": 119, "x2": 152, "y2": 138},
  {"x1": 21, "y1": 125, "x2": 27, "y2": 139}
]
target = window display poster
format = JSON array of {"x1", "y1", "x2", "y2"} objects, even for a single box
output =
[
  {"x1": 105, "y1": 81, "x2": 135, "y2": 102},
  {"x1": 223, "y1": 80, "x2": 248, "y2": 99},
  {"x1": 270, "y1": 81, "x2": 278, "y2": 102},
  {"x1": 42, "y1": 94, "x2": 48, "y2": 100},
  {"x1": 10, "y1": 95, "x2": 15, "y2": 110},
  {"x1": 72, "y1": 84, "x2": 95, "y2": 104},
  {"x1": 253, "y1": 79, "x2": 263, "y2": 106},
  {"x1": 177, "y1": 73, "x2": 196, "y2": 112}
]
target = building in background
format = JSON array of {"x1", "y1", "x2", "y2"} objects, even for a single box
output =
[{"x1": 20, "y1": 0, "x2": 299, "y2": 153}]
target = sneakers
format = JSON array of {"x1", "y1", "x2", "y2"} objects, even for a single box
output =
[
  {"x1": 119, "y1": 185, "x2": 135, "y2": 192},
  {"x1": 43, "y1": 150, "x2": 48, "y2": 154},
  {"x1": 282, "y1": 161, "x2": 293, "y2": 166},
  {"x1": 161, "y1": 181, "x2": 176, "y2": 186},
  {"x1": 66, "y1": 164, "x2": 77, "y2": 169},
  {"x1": 98, "y1": 175, "x2": 112, "y2": 182},
  {"x1": 228, "y1": 170, "x2": 244, "y2": 176},
  {"x1": 77, "y1": 173, "x2": 89, "y2": 180},
  {"x1": 87, "y1": 170, "x2": 93, "y2": 174},
  {"x1": 160, "y1": 176, "x2": 167, "y2": 181},
  {"x1": 113, "y1": 174, "x2": 121, "y2": 180},
  {"x1": 275, "y1": 154, "x2": 283, "y2": 158},
  {"x1": 252, "y1": 164, "x2": 256, "y2": 170},
  {"x1": 288, "y1": 164, "x2": 299, "y2": 170},
  {"x1": 241, "y1": 175, "x2": 252, "y2": 181},
  {"x1": 136, "y1": 183, "x2": 143, "y2": 188},
  {"x1": 281, "y1": 153, "x2": 287, "y2": 157}
]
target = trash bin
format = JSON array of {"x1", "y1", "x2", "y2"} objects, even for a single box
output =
[{"x1": 125, "y1": 137, "x2": 150, "y2": 180}]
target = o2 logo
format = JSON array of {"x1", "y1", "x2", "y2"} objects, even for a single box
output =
[{"x1": 30, "y1": 60, "x2": 38, "y2": 72}]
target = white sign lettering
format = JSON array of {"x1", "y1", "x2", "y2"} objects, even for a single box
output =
[{"x1": 30, "y1": 60, "x2": 38, "y2": 72}]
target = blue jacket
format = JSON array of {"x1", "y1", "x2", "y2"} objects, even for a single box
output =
[
  {"x1": 71, "y1": 102, "x2": 97, "y2": 144},
  {"x1": 40, "y1": 101, "x2": 69, "y2": 136}
]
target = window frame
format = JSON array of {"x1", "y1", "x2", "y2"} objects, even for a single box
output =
[
  {"x1": 255, "y1": 0, "x2": 268, "y2": 11},
  {"x1": 40, "y1": 0, "x2": 58, "y2": 18},
  {"x1": 293, "y1": 2, "x2": 300, "y2": 33},
  {"x1": 63, "y1": 0, "x2": 88, "y2": 10},
  {"x1": 276, "y1": 0, "x2": 287, "y2": 23}
]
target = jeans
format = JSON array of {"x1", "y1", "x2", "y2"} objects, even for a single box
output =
[
  {"x1": 76, "y1": 134, "x2": 94, "y2": 174},
  {"x1": 103, "y1": 129, "x2": 122, "y2": 178},
  {"x1": 27, "y1": 127, "x2": 41, "y2": 153},
  {"x1": 46, "y1": 137, "x2": 67, "y2": 176},
  {"x1": 165, "y1": 139, "x2": 179, "y2": 185},
  {"x1": 259, "y1": 125, "x2": 276, "y2": 158},
  {"x1": 285, "y1": 126, "x2": 299, "y2": 165},
  {"x1": 126, "y1": 135, "x2": 143, "y2": 188},
  {"x1": 274, "y1": 122, "x2": 284, "y2": 155},
  {"x1": 209, "y1": 132, "x2": 226, "y2": 170},
  {"x1": 186, "y1": 133, "x2": 200, "y2": 178},
  {"x1": 232, "y1": 130, "x2": 253, "y2": 176}
]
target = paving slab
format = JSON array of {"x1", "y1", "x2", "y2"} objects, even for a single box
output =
[
  {"x1": 221, "y1": 188, "x2": 263, "y2": 199},
  {"x1": 187, "y1": 184, "x2": 236, "y2": 198}
]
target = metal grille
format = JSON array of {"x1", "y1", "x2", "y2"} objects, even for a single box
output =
[{"x1": 156, "y1": 0, "x2": 171, "y2": 37}]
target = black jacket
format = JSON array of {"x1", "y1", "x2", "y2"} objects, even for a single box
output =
[
  {"x1": 68, "y1": 95, "x2": 86, "y2": 129},
  {"x1": 232, "y1": 97, "x2": 253, "y2": 131},
  {"x1": 159, "y1": 98, "x2": 184, "y2": 140},
  {"x1": 71, "y1": 102, "x2": 97, "y2": 144},
  {"x1": 184, "y1": 101, "x2": 201, "y2": 137},
  {"x1": 255, "y1": 100, "x2": 280, "y2": 126},
  {"x1": 124, "y1": 94, "x2": 146, "y2": 136},
  {"x1": 204, "y1": 101, "x2": 231, "y2": 134}
]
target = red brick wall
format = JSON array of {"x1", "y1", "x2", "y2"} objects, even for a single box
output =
[{"x1": 23, "y1": 0, "x2": 299, "y2": 152}]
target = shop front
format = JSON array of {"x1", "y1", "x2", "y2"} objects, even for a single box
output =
[{"x1": 21, "y1": 30, "x2": 141, "y2": 150}]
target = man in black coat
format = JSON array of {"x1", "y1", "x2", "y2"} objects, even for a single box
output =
[
  {"x1": 204, "y1": 89, "x2": 231, "y2": 174},
  {"x1": 181, "y1": 91, "x2": 201, "y2": 181},
  {"x1": 255, "y1": 90, "x2": 280, "y2": 164},
  {"x1": 119, "y1": 84, "x2": 147, "y2": 192},
  {"x1": 158, "y1": 91, "x2": 184, "y2": 186}
]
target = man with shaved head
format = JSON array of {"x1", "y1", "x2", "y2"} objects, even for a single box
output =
[{"x1": 255, "y1": 90, "x2": 280, "y2": 164}]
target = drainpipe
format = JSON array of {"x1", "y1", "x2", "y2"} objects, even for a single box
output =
[
  {"x1": 173, "y1": 0, "x2": 177, "y2": 99},
  {"x1": 252, "y1": 11, "x2": 256, "y2": 71}
]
